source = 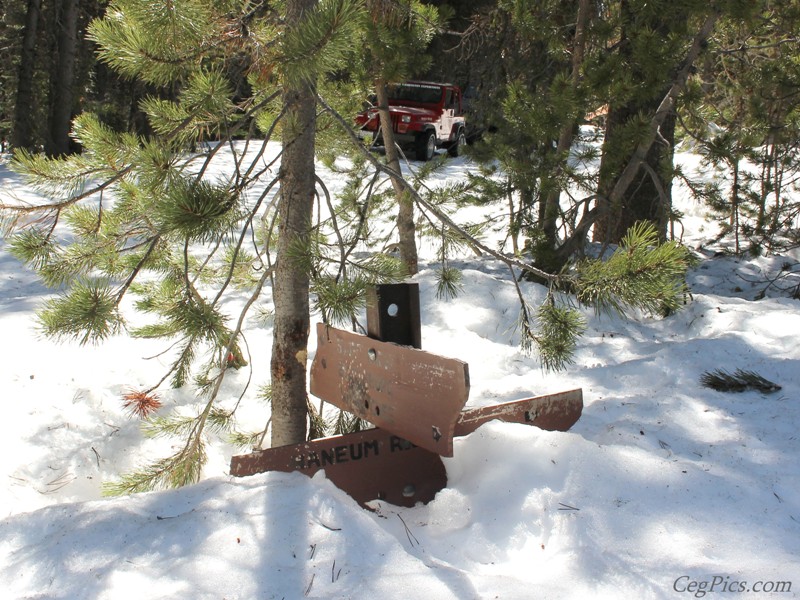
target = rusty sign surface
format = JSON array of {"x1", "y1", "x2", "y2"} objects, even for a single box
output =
[
  {"x1": 310, "y1": 323, "x2": 469, "y2": 457},
  {"x1": 455, "y1": 389, "x2": 583, "y2": 436},
  {"x1": 230, "y1": 389, "x2": 583, "y2": 507},
  {"x1": 230, "y1": 428, "x2": 446, "y2": 507}
]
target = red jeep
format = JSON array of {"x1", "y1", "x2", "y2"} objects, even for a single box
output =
[{"x1": 356, "y1": 81, "x2": 467, "y2": 161}]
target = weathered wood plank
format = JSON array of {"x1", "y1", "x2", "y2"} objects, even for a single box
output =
[
  {"x1": 310, "y1": 323, "x2": 470, "y2": 457},
  {"x1": 455, "y1": 389, "x2": 583, "y2": 436},
  {"x1": 230, "y1": 429, "x2": 446, "y2": 507}
]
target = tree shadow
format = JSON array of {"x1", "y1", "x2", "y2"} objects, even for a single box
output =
[
  {"x1": 362, "y1": 286, "x2": 800, "y2": 594},
  {"x1": 1, "y1": 478, "x2": 239, "y2": 599},
  {"x1": 0, "y1": 249, "x2": 56, "y2": 314}
]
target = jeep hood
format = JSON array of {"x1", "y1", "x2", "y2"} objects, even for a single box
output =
[
  {"x1": 387, "y1": 105, "x2": 437, "y2": 117},
  {"x1": 360, "y1": 106, "x2": 437, "y2": 120}
]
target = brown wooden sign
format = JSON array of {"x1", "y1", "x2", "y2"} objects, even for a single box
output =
[
  {"x1": 455, "y1": 389, "x2": 583, "y2": 436},
  {"x1": 310, "y1": 323, "x2": 470, "y2": 457},
  {"x1": 231, "y1": 429, "x2": 446, "y2": 507},
  {"x1": 230, "y1": 389, "x2": 583, "y2": 507}
]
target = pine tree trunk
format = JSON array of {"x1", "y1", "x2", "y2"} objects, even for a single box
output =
[
  {"x1": 595, "y1": 103, "x2": 676, "y2": 244},
  {"x1": 375, "y1": 81, "x2": 418, "y2": 276},
  {"x1": 46, "y1": 0, "x2": 80, "y2": 156},
  {"x1": 12, "y1": 0, "x2": 42, "y2": 151},
  {"x1": 594, "y1": 4, "x2": 718, "y2": 245},
  {"x1": 270, "y1": 0, "x2": 317, "y2": 448},
  {"x1": 594, "y1": 0, "x2": 673, "y2": 245}
]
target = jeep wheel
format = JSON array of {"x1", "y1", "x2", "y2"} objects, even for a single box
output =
[
  {"x1": 447, "y1": 129, "x2": 467, "y2": 158},
  {"x1": 415, "y1": 130, "x2": 436, "y2": 161}
]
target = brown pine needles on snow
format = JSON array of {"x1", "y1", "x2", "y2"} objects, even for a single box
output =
[{"x1": 121, "y1": 390, "x2": 162, "y2": 419}]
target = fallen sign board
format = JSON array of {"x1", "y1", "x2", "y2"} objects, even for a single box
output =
[
  {"x1": 310, "y1": 323, "x2": 469, "y2": 457},
  {"x1": 231, "y1": 428, "x2": 446, "y2": 507},
  {"x1": 230, "y1": 388, "x2": 583, "y2": 507},
  {"x1": 454, "y1": 388, "x2": 584, "y2": 436}
]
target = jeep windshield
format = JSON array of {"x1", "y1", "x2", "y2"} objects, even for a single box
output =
[{"x1": 387, "y1": 84, "x2": 443, "y2": 105}]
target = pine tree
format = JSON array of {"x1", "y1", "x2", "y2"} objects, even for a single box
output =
[
  {"x1": 2, "y1": 0, "x2": 375, "y2": 492},
  {"x1": 269, "y1": 0, "x2": 320, "y2": 449},
  {"x1": 591, "y1": 0, "x2": 758, "y2": 245},
  {"x1": 679, "y1": 0, "x2": 800, "y2": 255},
  {"x1": 45, "y1": 0, "x2": 80, "y2": 156},
  {"x1": 11, "y1": 0, "x2": 44, "y2": 150},
  {"x1": 2, "y1": 0, "x2": 137, "y2": 152}
]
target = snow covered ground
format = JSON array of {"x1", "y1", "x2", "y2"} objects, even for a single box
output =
[{"x1": 1, "y1": 146, "x2": 799, "y2": 599}]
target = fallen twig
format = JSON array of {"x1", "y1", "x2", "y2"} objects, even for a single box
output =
[{"x1": 397, "y1": 513, "x2": 419, "y2": 546}]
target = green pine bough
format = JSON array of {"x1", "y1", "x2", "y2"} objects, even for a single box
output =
[{"x1": 700, "y1": 369, "x2": 781, "y2": 393}]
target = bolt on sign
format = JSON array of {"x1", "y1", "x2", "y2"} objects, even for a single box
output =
[{"x1": 231, "y1": 284, "x2": 583, "y2": 507}]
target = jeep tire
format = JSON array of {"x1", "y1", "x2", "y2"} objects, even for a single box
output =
[
  {"x1": 415, "y1": 130, "x2": 436, "y2": 161},
  {"x1": 447, "y1": 128, "x2": 467, "y2": 158}
]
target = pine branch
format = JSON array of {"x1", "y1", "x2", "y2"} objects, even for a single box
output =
[
  {"x1": 534, "y1": 300, "x2": 586, "y2": 372},
  {"x1": 307, "y1": 399, "x2": 328, "y2": 441},
  {"x1": 435, "y1": 266, "x2": 463, "y2": 301},
  {"x1": 142, "y1": 414, "x2": 198, "y2": 439},
  {"x1": 3, "y1": 151, "x2": 133, "y2": 215},
  {"x1": 700, "y1": 369, "x2": 781, "y2": 393},
  {"x1": 103, "y1": 439, "x2": 207, "y2": 495},
  {"x1": 330, "y1": 410, "x2": 368, "y2": 436},
  {"x1": 574, "y1": 221, "x2": 692, "y2": 317},
  {"x1": 38, "y1": 279, "x2": 124, "y2": 345},
  {"x1": 280, "y1": 0, "x2": 366, "y2": 86},
  {"x1": 312, "y1": 276, "x2": 368, "y2": 326},
  {"x1": 228, "y1": 429, "x2": 267, "y2": 450}
]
